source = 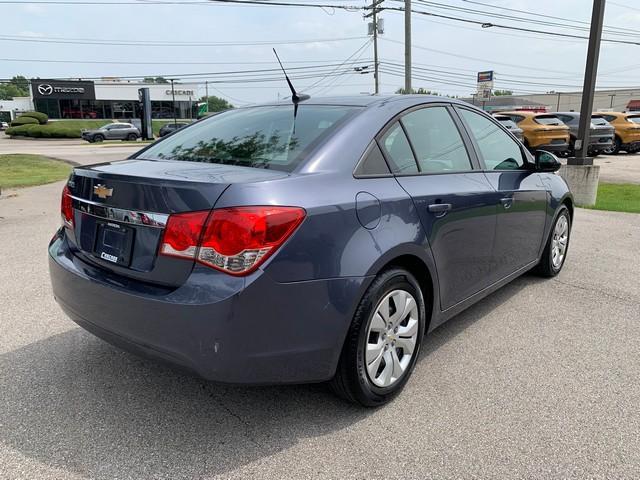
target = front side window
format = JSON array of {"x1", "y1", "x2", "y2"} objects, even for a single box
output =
[
  {"x1": 379, "y1": 122, "x2": 418, "y2": 174},
  {"x1": 139, "y1": 105, "x2": 360, "y2": 172},
  {"x1": 627, "y1": 115, "x2": 640, "y2": 124},
  {"x1": 459, "y1": 108, "x2": 525, "y2": 171},
  {"x1": 401, "y1": 107, "x2": 472, "y2": 173}
]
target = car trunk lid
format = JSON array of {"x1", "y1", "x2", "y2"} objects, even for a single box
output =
[{"x1": 65, "y1": 159, "x2": 288, "y2": 286}]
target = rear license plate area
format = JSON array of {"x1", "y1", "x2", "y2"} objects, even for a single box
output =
[{"x1": 94, "y1": 221, "x2": 134, "y2": 267}]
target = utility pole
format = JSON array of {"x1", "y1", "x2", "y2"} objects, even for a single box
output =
[
  {"x1": 556, "y1": 92, "x2": 561, "y2": 111},
  {"x1": 572, "y1": 0, "x2": 606, "y2": 163},
  {"x1": 365, "y1": 0, "x2": 384, "y2": 94},
  {"x1": 404, "y1": 0, "x2": 411, "y2": 93},
  {"x1": 609, "y1": 93, "x2": 615, "y2": 109},
  {"x1": 372, "y1": 6, "x2": 379, "y2": 94}
]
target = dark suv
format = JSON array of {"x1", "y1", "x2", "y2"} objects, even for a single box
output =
[{"x1": 555, "y1": 112, "x2": 614, "y2": 156}]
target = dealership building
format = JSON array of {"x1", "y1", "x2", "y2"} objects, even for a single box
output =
[{"x1": 24, "y1": 79, "x2": 201, "y2": 120}]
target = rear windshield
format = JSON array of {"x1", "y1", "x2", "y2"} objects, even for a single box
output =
[
  {"x1": 591, "y1": 116, "x2": 609, "y2": 126},
  {"x1": 534, "y1": 115, "x2": 564, "y2": 126},
  {"x1": 495, "y1": 117, "x2": 518, "y2": 129},
  {"x1": 627, "y1": 116, "x2": 640, "y2": 124},
  {"x1": 139, "y1": 105, "x2": 360, "y2": 172}
]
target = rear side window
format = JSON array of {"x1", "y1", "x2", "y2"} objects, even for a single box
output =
[
  {"x1": 459, "y1": 108, "x2": 525, "y2": 171},
  {"x1": 379, "y1": 122, "x2": 418, "y2": 174},
  {"x1": 401, "y1": 107, "x2": 472, "y2": 173},
  {"x1": 495, "y1": 117, "x2": 518, "y2": 130},
  {"x1": 354, "y1": 142, "x2": 390, "y2": 177},
  {"x1": 603, "y1": 114, "x2": 617, "y2": 122},
  {"x1": 504, "y1": 114, "x2": 525, "y2": 124},
  {"x1": 534, "y1": 115, "x2": 564, "y2": 126},
  {"x1": 139, "y1": 105, "x2": 359, "y2": 172}
]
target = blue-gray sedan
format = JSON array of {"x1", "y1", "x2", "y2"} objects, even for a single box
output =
[{"x1": 49, "y1": 95, "x2": 573, "y2": 406}]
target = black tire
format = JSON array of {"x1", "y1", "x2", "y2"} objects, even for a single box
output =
[
  {"x1": 126, "y1": 133, "x2": 137, "y2": 141},
  {"x1": 330, "y1": 268, "x2": 427, "y2": 407},
  {"x1": 610, "y1": 136, "x2": 622, "y2": 155},
  {"x1": 534, "y1": 205, "x2": 571, "y2": 277},
  {"x1": 93, "y1": 134, "x2": 104, "y2": 143}
]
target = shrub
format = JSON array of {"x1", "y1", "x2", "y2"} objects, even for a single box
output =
[
  {"x1": 48, "y1": 126, "x2": 81, "y2": 138},
  {"x1": 11, "y1": 116, "x2": 39, "y2": 126},
  {"x1": 3, "y1": 124, "x2": 81, "y2": 138},
  {"x1": 20, "y1": 111, "x2": 48, "y2": 124},
  {"x1": 5, "y1": 124, "x2": 38, "y2": 136}
]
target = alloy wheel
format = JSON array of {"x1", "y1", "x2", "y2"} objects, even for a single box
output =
[
  {"x1": 365, "y1": 289, "x2": 419, "y2": 388},
  {"x1": 551, "y1": 214, "x2": 569, "y2": 269}
]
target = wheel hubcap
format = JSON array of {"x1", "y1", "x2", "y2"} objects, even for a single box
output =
[
  {"x1": 365, "y1": 289, "x2": 419, "y2": 388},
  {"x1": 551, "y1": 214, "x2": 569, "y2": 269}
]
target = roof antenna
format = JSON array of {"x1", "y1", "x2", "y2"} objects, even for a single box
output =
[
  {"x1": 273, "y1": 48, "x2": 310, "y2": 105},
  {"x1": 273, "y1": 48, "x2": 309, "y2": 133}
]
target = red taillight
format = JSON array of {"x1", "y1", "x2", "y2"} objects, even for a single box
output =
[
  {"x1": 159, "y1": 206, "x2": 306, "y2": 276},
  {"x1": 61, "y1": 185, "x2": 74, "y2": 228},
  {"x1": 159, "y1": 211, "x2": 209, "y2": 259}
]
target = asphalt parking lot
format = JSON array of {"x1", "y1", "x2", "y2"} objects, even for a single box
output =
[{"x1": 1, "y1": 141, "x2": 640, "y2": 479}]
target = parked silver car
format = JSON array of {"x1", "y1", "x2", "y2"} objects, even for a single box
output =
[
  {"x1": 81, "y1": 122, "x2": 141, "y2": 143},
  {"x1": 555, "y1": 112, "x2": 614, "y2": 156},
  {"x1": 493, "y1": 114, "x2": 524, "y2": 142}
]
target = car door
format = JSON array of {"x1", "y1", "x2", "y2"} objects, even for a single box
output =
[
  {"x1": 455, "y1": 107, "x2": 548, "y2": 282},
  {"x1": 103, "y1": 125, "x2": 117, "y2": 140},
  {"x1": 379, "y1": 104, "x2": 499, "y2": 311}
]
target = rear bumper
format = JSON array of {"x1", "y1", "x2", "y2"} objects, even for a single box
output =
[
  {"x1": 49, "y1": 231, "x2": 371, "y2": 384},
  {"x1": 534, "y1": 142, "x2": 569, "y2": 152}
]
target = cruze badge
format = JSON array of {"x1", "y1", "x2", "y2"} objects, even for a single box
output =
[{"x1": 93, "y1": 184, "x2": 113, "y2": 199}]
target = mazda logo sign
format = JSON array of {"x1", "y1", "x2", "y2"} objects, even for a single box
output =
[{"x1": 37, "y1": 84, "x2": 53, "y2": 96}]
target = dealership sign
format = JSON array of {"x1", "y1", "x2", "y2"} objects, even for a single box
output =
[
  {"x1": 165, "y1": 89, "x2": 195, "y2": 97},
  {"x1": 477, "y1": 70, "x2": 494, "y2": 100},
  {"x1": 32, "y1": 79, "x2": 96, "y2": 100}
]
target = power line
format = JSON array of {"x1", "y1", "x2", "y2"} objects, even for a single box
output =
[{"x1": 0, "y1": 33, "x2": 367, "y2": 46}]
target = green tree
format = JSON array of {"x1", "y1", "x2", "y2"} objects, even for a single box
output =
[
  {"x1": 396, "y1": 87, "x2": 442, "y2": 95},
  {"x1": 0, "y1": 83, "x2": 26, "y2": 100},
  {"x1": 142, "y1": 76, "x2": 169, "y2": 84},
  {"x1": 493, "y1": 90, "x2": 513, "y2": 96},
  {"x1": 10, "y1": 75, "x2": 29, "y2": 92},
  {"x1": 200, "y1": 95, "x2": 234, "y2": 113},
  {"x1": 0, "y1": 75, "x2": 30, "y2": 100}
]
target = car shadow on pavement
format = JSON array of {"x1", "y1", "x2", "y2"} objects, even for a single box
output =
[{"x1": 0, "y1": 275, "x2": 541, "y2": 479}]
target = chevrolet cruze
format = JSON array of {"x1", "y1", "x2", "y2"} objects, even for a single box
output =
[{"x1": 49, "y1": 96, "x2": 573, "y2": 406}]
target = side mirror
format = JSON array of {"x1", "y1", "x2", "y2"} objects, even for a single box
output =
[{"x1": 535, "y1": 150, "x2": 561, "y2": 172}]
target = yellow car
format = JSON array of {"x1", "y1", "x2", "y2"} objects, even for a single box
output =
[
  {"x1": 500, "y1": 111, "x2": 570, "y2": 153},
  {"x1": 597, "y1": 112, "x2": 640, "y2": 154}
]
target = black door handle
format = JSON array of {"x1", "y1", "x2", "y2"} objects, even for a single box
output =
[
  {"x1": 500, "y1": 197, "x2": 514, "y2": 209},
  {"x1": 428, "y1": 203, "x2": 452, "y2": 217}
]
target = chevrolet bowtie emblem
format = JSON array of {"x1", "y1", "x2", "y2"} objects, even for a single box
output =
[{"x1": 93, "y1": 184, "x2": 113, "y2": 199}]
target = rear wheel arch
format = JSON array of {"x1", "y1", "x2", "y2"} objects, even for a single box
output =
[
  {"x1": 370, "y1": 254, "x2": 436, "y2": 332},
  {"x1": 562, "y1": 197, "x2": 574, "y2": 222}
]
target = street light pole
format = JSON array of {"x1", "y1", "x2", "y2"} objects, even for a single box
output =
[
  {"x1": 572, "y1": 0, "x2": 606, "y2": 164},
  {"x1": 170, "y1": 78, "x2": 177, "y2": 127}
]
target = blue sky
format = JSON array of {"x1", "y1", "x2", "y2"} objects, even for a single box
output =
[{"x1": 2, "y1": 0, "x2": 640, "y2": 104}]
